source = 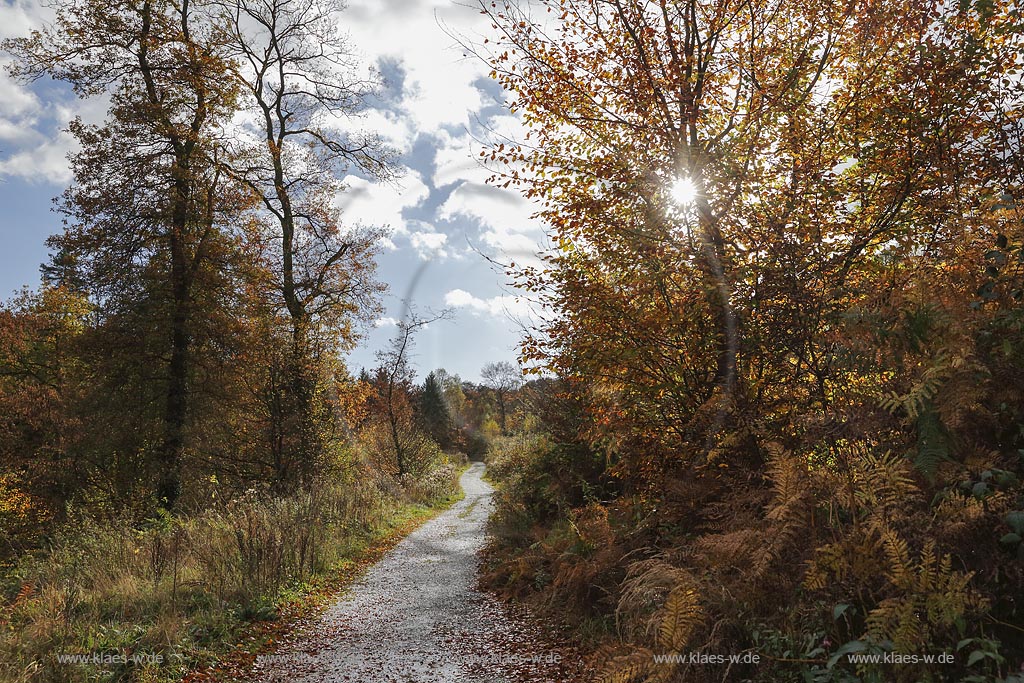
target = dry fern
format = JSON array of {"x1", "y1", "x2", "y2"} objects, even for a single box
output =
[
  {"x1": 877, "y1": 350, "x2": 957, "y2": 419},
  {"x1": 867, "y1": 536, "x2": 981, "y2": 652},
  {"x1": 852, "y1": 449, "x2": 918, "y2": 520},
  {"x1": 606, "y1": 560, "x2": 704, "y2": 683},
  {"x1": 658, "y1": 582, "x2": 702, "y2": 652},
  {"x1": 595, "y1": 648, "x2": 656, "y2": 683}
]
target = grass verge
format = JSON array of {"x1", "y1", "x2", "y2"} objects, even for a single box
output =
[
  {"x1": 183, "y1": 496, "x2": 463, "y2": 682},
  {"x1": 0, "y1": 462, "x2": 466, "y2": 683}
]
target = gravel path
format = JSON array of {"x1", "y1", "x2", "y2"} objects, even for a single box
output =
[{"x1": 255, "y1": 463, "x2": 578, "y2": 683}]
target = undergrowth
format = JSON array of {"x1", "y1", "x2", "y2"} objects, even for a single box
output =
[
  {"x1": 0, "y1": 457, "x2": 463, "y2": 682},
  {"x1": 482, "y1": 392, "x2": 1024, "y2": 683}
]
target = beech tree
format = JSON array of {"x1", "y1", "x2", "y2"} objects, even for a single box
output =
[
  {"x1": 481, "y1": 361, "x2": 523, "y2": 435},
  {"x1": 220, "y1": 0, "x2": 395, "y2": 485},
  {"x1": 479, "y1": 0, "x2": 1024, "y2": 476}
]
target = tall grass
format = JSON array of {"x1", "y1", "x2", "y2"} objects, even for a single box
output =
[{"x1": 0, "y1": 459, "x2": 462, "y2": 683}]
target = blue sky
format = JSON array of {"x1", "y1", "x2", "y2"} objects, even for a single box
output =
[{"x1": 0, "y1": 0, "x2": 545, "y2": 383}]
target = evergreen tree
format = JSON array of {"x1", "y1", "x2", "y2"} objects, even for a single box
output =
[{"x1": 418, "y1": 371, "x2": 453, "y2": 451}]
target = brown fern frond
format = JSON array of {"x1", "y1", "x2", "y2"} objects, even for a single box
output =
[
  {"x1": 765, "y1": 442, "x2": 808, "y2": 518},
  {"x1": 694, "y1": 529, "x2": 763, "y2": 569},
  {"x1": 595, "y1": 647, "x2": 656, "y2": 683},
  {"x1": 658, "y1": 582, "x2": 702, "y2": 652},
  {"x1": 880, "y1": 525, "x2": 913, "y2": 589},
  {"x1": 853, "y1": 450, "x2": 918, "y2": 518},
  {"x1": 618, "y1": 558, "x2": 687, "y2": 618}
]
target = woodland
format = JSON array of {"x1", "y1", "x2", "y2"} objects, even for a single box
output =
[
  {"x1": 477, "y1": 0, "x2": 1024, "y2": 682},
  {"x1": 1, "y1": 0, "x2": 1024, "y2": 682},
  {"x1": 0, "y1": 0, "x2": 514, "y2": 678}
]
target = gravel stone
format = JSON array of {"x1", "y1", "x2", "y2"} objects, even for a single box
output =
[{"x1": 257, "y1": 463, "x2": 575, "y2": 683}]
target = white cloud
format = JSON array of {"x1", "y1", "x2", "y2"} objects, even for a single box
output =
[
  {"x1": 352, "y1": 106, "x2": 416, "y2": 151},
  {"x1": 0, "y1": 118, "x2": 30, "y2": 141},
  {"x1": 374, "y1": 316, "x2": 399, "y2": 327},
  {"x1": 439, "y1": 182, "x2": 537, "y2": 231},
  {"x1": 438, "y1": 181, "x2": 545, "y2": 264},
  {"x1": 0, "y1": 0, "x2": 49, "y2": 40},
  {"x1": 0, "y1": 3, "x2": 76, "y2": 184},
  {"x1": 409, "y1": 225, "x2": 449, "y2": 259},
  {"x1": 0, "y1": 92, "x2": 115, "y2": 183},
  {"x1": 344, "y1": 0, "x2": 494, "y2": 132},
  {"x1": 0, "y1": 70, "x2": 40, "y2": 120},
  {"x1": 432, "y1": 129, "x2": 492, "y2": 188},
  {"x1": 444, "y1": 287, "x2": 532, "y2": 318},
  {"x1": 336, "y1": 169, "x2": 430, "y2": 234},
  {"x1": 479, "y1": 229, "x2": 542, "y2": 258},
  {"x1": 0, "y1": 130, "x2": 76, "y2": 183}
]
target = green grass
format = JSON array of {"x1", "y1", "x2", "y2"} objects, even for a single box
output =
[{"x1": 458, "y1": 497, "x2": 480, "y2": 519}]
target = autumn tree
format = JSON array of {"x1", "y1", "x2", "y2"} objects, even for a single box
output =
[
  {"x1": 219, "y1": 0, "x2": 394, "y2": 486},
  {"x1": 0, "y1": 287, "x2": 92, "y2": 547},
  {"x1": 439, "y1": 371, "x2": 468, "y2": 420},
  {"x1": 480, "y1": 361, "x2": 522, "y2": 435},
  {"x1": 476, "y1": 0, "x2": 1024, "y2": 676},
  {"x1": 5, "y1": 0, "x2": 244, "y2": 510},
  {"x1": 368, "y1": 310, "x2": 449, "y2": 476},
  {"x1": 478, "y1": 0, "x2": 1024, "y2": 477}
]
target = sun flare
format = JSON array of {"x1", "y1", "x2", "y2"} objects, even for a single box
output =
[{"x1": 670, "y1": 177, "x2": 697, "y2": 204}]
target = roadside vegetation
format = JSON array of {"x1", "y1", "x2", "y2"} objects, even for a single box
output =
[
  {"x1": 476, "y1": 1, "x2": 1024, "y2": 682},
  {"x1": 0, "y1": 462, "x2": 459, "y2": 683}
]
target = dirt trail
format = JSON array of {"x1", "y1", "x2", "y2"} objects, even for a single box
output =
[{"x1": 256, "y1": 462, "x2": 579, "y2": 683}]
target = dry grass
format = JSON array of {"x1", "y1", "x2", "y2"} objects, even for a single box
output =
[{"x1": 0, "y1": 457, "x2": 463, "y2": 683}]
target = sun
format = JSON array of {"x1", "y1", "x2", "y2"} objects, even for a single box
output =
[{"x1": 670, "y1": 177, "x2": 698, "y2": 205}]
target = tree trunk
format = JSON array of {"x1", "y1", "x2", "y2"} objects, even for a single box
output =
[
  {"x1": 289, "y1": 321, "x2": 319, "y2": 485},
  {"x1": 272, "y1": 143, "x2": 320, "y2": 489},
  {"x1": 696, "y1": 194, "x2": 738, "y2": 395},
  {"x1": 385, "y1": 381, "x2": 405, "y2": 476},
  {"x1": 159, "y1": 225, "x2": 190, "y2": 510}
]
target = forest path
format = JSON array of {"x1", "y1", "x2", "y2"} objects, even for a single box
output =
[{"x1": 256, "y1": 462, "x2": 576, "y2": 683}]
